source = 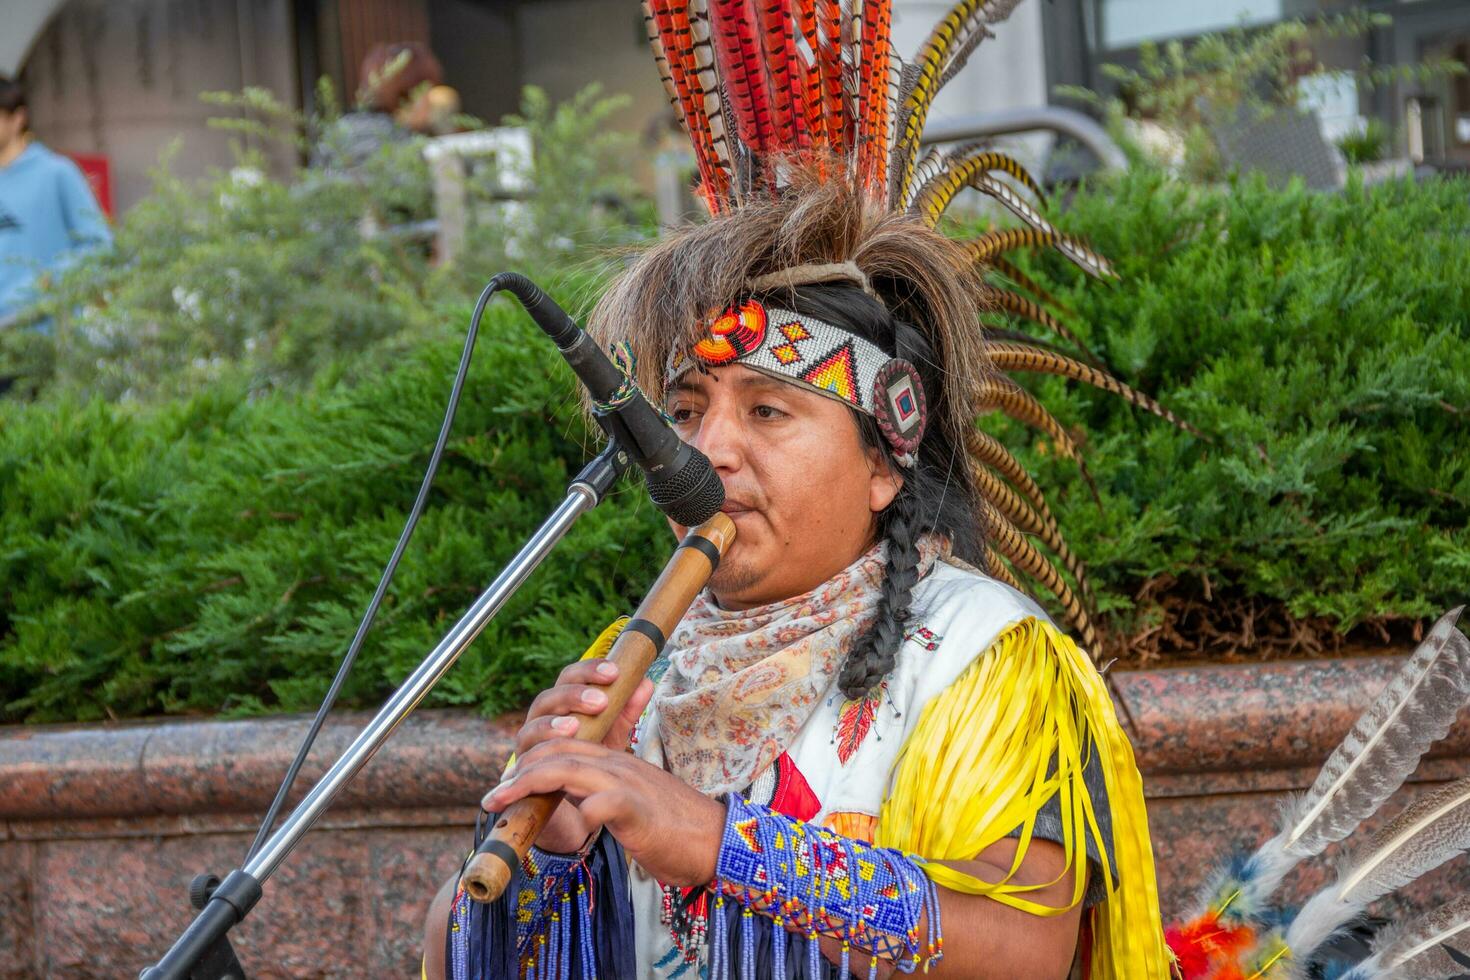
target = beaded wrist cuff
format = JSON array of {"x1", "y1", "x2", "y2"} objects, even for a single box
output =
[{"x1": 713, "y1": 794, "x2": 944, "y2": 978}]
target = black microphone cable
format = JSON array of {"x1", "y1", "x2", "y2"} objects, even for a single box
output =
[{"x1": 243, "y1": 278, "x2": 503, "y2": 862}]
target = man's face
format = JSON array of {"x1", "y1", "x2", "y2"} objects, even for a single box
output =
[
  {"x1": 665, "y1": 363, "x2": 900, "y2": 609},
  {"x1": 0, "y1": 109, "x2": 25, "y2": 153}
]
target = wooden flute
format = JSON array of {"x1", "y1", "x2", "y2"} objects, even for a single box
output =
[{"x1": 459, "y1": 512, "x2": 736, "y2": 903}]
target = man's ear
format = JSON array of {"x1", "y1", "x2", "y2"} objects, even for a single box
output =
[{"x1": 866, "y1": 444, "x2": 903, "y2": 514}]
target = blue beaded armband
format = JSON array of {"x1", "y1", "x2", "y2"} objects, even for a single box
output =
[{"x1": 713, "y1": 794, "x2": 943, "y2": 978}]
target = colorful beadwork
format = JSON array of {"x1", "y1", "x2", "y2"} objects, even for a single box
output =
[
  {"x1": 668, "y1": 301, "x2": 897, "y2": 419},
  {"x1": 712, "y1": 794, "x2": 943, "y2": 977},
  {"x1": 507, "y1": 847, "x2": 596, "y2": 979}
]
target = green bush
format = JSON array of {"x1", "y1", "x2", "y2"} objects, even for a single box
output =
[
  {"x1": 3, "y1": 170, "x2": 1467, "y2": 722},
  {"x1": 976, "y1": 169, "x2": 1469, "y2": 658},
  {"x1": 0, "y1": 294, "x2": 667, "y2": 723}
]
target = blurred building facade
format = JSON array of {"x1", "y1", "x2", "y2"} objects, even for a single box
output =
[{"x1": 6, "y1": 0, "x2": 1468, "y2": 215}]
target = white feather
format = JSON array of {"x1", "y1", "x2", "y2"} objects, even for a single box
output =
[{"x1": 1240, "y1": 609, "x2": 1470, "y2": 908}]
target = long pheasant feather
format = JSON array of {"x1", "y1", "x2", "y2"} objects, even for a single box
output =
[
  {"x1": 968, "y1": 174, "x2": 1117, "y2": 279},
  {"x1": 983, "y1": 289, "x2": 1100, "y2": 367},
  {"x1": 964, "y1": 428, "x2": 1061, "y2": 536},
  {"x1": 986, "y1": 341, "x2": 1201, "y2": 436},
  {"x1": 648, "y1": 0, "x2": 726, "y2": 200},
  {"x1": 711, "y1": 0, "x2": 776, "y2": 153},
  {"x1": 971, "y1": 462, "x2": 1094, "y2": 608},
  {"x1": 891, "y1": 0, "x2": 986, "y2": 192},
  {"x1": 988, "y1": 257, "x2": 1081, "y2": 319},
  {"x1": 982, "y1": 501, "x2": 1097, "y2": 654},
  {"x1": 793, "y1": 1, "x2": 829, "y2": 150},
  {"x1": 913, "y1": 148, "x2": 1048, "y2": 219},
  {"x1": 817, "y1": 0, "x2": 849, "y2": 154},
  {"x1": 1236, "y1": 608, "x2": 1470, "y2": 909},
  {"x1": 688, "y1": 0, "x2": 735, "y2": 203},
  {"x1": 759, "y1": 0, "x2": 805, "y2": 148}
]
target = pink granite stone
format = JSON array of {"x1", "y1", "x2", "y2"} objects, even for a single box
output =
[
  {"x1": 0, "y1": 839, "x2": 37, "y2": 979},
  {"x1": 0, "y1": 710, "x2": 520, "y2": 821},
  {"x1": 5, "y1": 651, "x2": 1470, "y2": 975}
]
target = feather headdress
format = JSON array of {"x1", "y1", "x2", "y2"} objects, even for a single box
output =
[{"x1": 617, "y1": 0, "x2": 1191, "y2": 649}]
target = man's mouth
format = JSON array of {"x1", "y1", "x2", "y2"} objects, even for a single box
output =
[{"x1": 720, "y1": 499, "x2": 755, "y2": 515}]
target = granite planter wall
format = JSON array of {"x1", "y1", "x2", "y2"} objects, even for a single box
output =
[{"x1": 2, "y1": 654, "x2": 1467, "y2": 978}]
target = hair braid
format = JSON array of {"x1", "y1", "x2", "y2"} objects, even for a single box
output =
[{"x1": 838, "y1": 484, "x2": 923, "y2": 700}]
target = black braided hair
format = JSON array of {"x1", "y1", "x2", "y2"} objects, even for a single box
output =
[{"x1": 752, "y1": 283, "x2": 984, "y2": 700}]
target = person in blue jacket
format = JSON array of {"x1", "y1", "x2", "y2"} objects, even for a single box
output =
[{"x1": 0, "y1": 74, "x2": 111, "y2": 328}]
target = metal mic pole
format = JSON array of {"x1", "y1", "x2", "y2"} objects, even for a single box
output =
[{"x1": 139, "y1": 444, "x2": 628, "y2": 980}]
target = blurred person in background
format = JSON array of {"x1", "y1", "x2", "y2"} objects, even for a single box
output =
[
  {"x1": 0, "y1": 74, "x2": 111, "y2": 329},
  {"x1": 312, "y1": 42, "x2": 447, "y2": 173}
]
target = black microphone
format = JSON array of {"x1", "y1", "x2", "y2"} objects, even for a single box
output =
[{"x1": 494, "y1": 273, "x2": 725, "y2": 527}]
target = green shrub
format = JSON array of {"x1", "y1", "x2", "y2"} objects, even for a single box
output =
[
  {"x1": 3, "y1": 171, "x2": 1467, "y2": 722},
  {"x1": 974, "y1": 169, "x2": 1469, "y2": 658},
  {"x1": 0, "y1": 293, "x2": 667, "y2": 723},
  {"x1": 1337, "y1": 118, "x2": 1391, "y2": 165}
]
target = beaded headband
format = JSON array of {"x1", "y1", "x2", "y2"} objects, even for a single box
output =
[{"x1": 666, "y1": 298, "x2": 928, "y2": 466}]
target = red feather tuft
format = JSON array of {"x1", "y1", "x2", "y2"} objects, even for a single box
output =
[{"x1": 1164, "y1": 913, "x2": 1258, "y2": 980}]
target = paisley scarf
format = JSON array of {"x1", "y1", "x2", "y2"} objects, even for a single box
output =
[{"x1": 643, "y1": 535, "x2": 944, "y2": 796}]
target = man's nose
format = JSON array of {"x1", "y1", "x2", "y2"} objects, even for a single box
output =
[{"x1": 687, "y1": 402, "x2": 745, "y2": 474}]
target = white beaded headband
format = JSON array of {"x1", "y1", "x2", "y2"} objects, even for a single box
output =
[{"x1": 665, "y1": 294, "x2": 928, "y2": 466}]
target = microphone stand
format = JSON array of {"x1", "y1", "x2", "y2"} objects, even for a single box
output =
[{"x1": 138, "y1": 443, "x2": 629, "y2": 980}]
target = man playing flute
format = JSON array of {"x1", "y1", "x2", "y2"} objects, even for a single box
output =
[{"x1": 425, "y1": 0, "x2": 1174, "y2": 975}]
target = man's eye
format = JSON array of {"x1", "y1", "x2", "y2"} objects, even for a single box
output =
[
  {"x1": 668, "y1": 407, "x2": 695, "y2": 423},
  {"x1": 753, "y1": 404, "x2": 785, "y2": 420}
]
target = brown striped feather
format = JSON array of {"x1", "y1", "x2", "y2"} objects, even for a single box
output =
[
  {"x1": 985, "y1": 341, "x2": 1201, "y2": 437},
  {"x1": 964, "y1": 427, "x2": 1059, "y2": 533},
  {"x1": 982, "y1": 287, "x2": 1097, "y2": 370},
  {"x1": 972, "y1": 460, "x2": 1095, "y2": 609},
  {"x1": 968, "y1": 174, "x2": 1116, "y2": 279},
  {"x1": 914, "y1": 149, "x2": 1047, "y2": 220},
  {"x1": 981, "y1": 501, "x2": 1099, "y2": 655},
  {"x1": 984, "y1": 547, "x2": 1025, "y2": 592}
]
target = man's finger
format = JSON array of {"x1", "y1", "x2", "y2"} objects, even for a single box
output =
[
  {"x1": 526, "y1": 683, "x2": 611, "y2": 724},
  {"x1": 607, "y1": 678, "x2": 655, "y2": 749},
  {"x1": 481, "y1": 755, "x2": 621, "y2": 810},
  {"x1": 555, "y1": 658, "x2": 620, "y2": 687},
  {"x1": 515, "y1": 713, "x2": 581, "y2": 754}
]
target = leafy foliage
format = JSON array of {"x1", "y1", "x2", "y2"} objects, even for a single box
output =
[
  {"x1": 1058, "y1": 12, "x2": 1464, "y2": 181},
  {"x1": 0, "y1": 83, "x2": 645, "y2": 404},
  {"x1": 0, "y1": 296, "x2": 668, "y2": 723},
  {"x1": 973, "y1": 170, "x2": 1469, "y2": 660}
]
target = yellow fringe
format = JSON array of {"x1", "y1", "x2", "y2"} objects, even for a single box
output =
[{"x1": 874, "y1": 617, "x2": 1170, "y2": 978}]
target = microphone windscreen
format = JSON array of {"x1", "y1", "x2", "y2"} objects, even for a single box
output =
[{"x1": 648, "y1": 454, "x2": 725, "y2": 527}]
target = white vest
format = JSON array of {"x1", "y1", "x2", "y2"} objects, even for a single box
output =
[{"x1": 630, "y1": 561, "x2": 1047, "y2": 977}]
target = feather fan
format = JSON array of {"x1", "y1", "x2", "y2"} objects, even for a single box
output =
[
  {"x1": 1228, "y1": 608, "x2": 1470, "y2": 916},
  {"x1": 1338, "y1": 893, "x2": 1470, "y2": 980},
  {"x1": 1283, "y1": 775, "x2": 1470, "y2": 969}
]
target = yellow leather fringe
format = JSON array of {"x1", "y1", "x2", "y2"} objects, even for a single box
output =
[{"x1": 874, "y1": 617, "x2": 1170, "y2": 978}]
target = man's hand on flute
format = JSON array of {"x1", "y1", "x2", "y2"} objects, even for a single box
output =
[{"x1": 485, "y1": 657, "x2": 724, "y2": 887}]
